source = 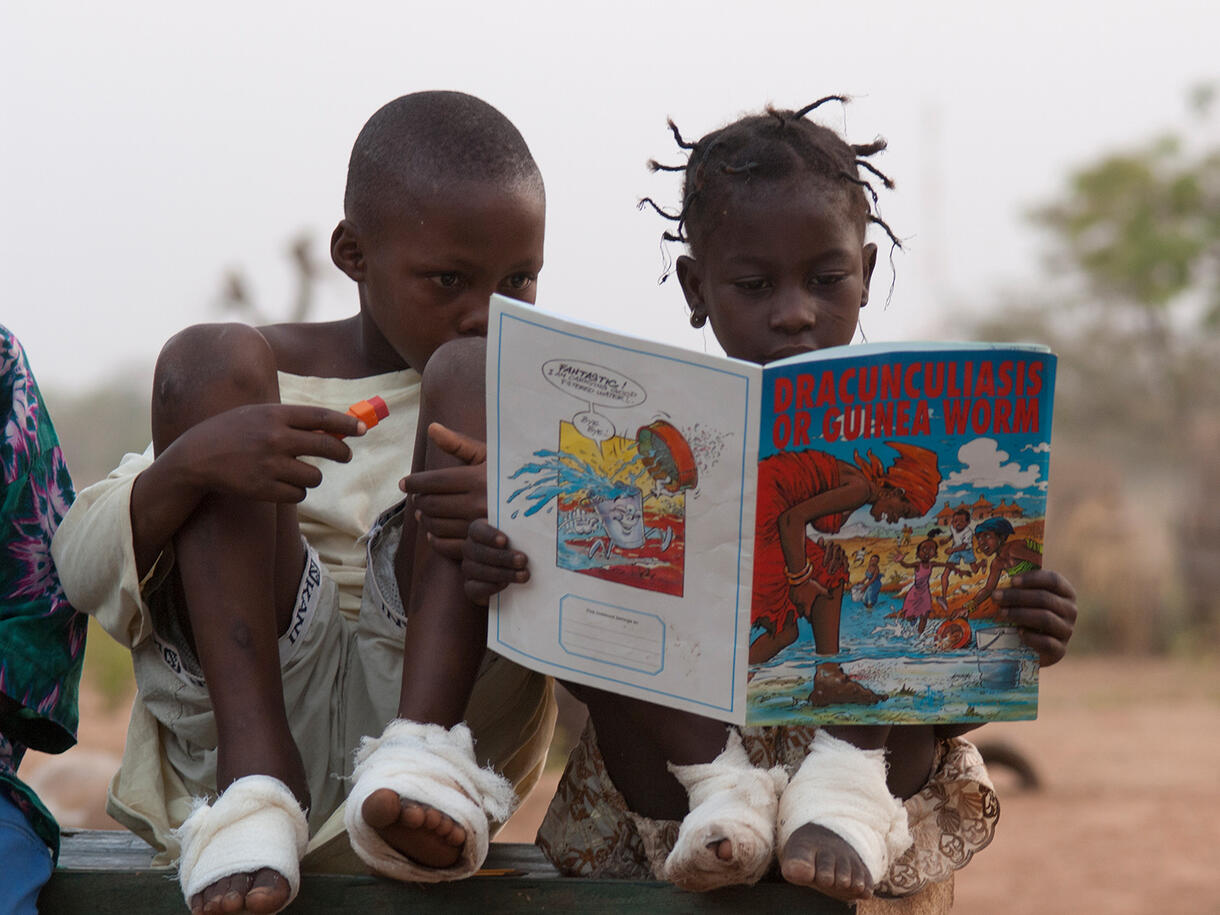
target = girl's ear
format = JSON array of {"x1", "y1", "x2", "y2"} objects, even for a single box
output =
[
  {"x1": 675, "y1": 255, "x2": 708, "y2": 327},
  {"x1": 331, "y1": 220, "x2": 366, "y2": 282},
  {"x1": 859, "y1": 242, "x2": 879, "y2": 308}
]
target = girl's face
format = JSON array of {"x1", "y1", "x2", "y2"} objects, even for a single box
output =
[
  {"x1": 676, "y1": 175, "x2": 877, "y2": 365},
  {"x1": 916, "y1": 539, "x2": 937, "y2": 561}
]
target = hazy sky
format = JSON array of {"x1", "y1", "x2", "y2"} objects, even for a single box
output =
[{"x1": 3, "y1": 0, "x2": 1216, "y2": 392}]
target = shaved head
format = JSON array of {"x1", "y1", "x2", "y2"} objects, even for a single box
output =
[{"x1": 344, "y1": 91, "x2": 543, "y2": 234}]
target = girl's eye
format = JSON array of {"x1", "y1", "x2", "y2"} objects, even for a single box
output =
[
  {"x1": 811, "y1": 273, "x2": 848, "y2": 288},
  {"x1": 431, "y1": 273, "x2": 462, "y2": 289},
  {"x1": 734, "y1": 277, "x2": 770, "y2": 293},
  {"x1": 504, "y1": 273, "x2": 536, "y2": 291}
]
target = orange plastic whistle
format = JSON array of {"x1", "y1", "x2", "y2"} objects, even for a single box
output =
[
  {"x1": 333, "y1": 395, "x2": 389, "y2": 439},
  {"x1": 347, "y1": 395, "x2": 389, "y2": 429}
]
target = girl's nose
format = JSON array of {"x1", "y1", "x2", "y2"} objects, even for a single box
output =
[{"x1": 770, "y1": 291, "x2": 816, "y2": 333}]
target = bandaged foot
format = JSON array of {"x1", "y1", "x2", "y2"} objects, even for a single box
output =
[
  {"x1": 777, "y1": 730, "x2": 911, "y2": 900},
  {"x1": 175, "y1": 774, "x2": 309, "y2": 915},
  {"x1": 662, "y1": 730, "x2": 789, "y2": 891},
  {"x1": 345, "y1": 719, "x2": 516, "y2": 882}
]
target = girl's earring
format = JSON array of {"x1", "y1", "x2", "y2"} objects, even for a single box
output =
[{"x1": 690, "y1": 309, "x2": 707, "y2": 329}]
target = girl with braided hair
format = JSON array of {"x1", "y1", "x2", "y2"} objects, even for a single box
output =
[{"x1": 465, "y1": 99, "x2": 1077, "y2": 910}]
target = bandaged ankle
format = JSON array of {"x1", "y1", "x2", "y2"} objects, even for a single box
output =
[
  {"x1": 777, "y1": 730, "x2": 911, "y2": 883},
  {"x1": 662, "y1": 729, "x2": 789, "y2": 891},
  {"x1": 344, "y1": 718, "x2": 516, "y2": 883},
  {"x1": 174, "y1": 774, "x2": 308, "y2": 907}
]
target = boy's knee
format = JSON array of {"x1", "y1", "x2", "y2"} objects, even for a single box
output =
[
  {"x1": 419, "y1": 337, "x2": 487, "y2": 435},
  {"x1": 420, "y1": 338, "x2": 486, "y2": 396},
  {"x1": 153, "y1": 323, "x2": 278, "y2": 418}
]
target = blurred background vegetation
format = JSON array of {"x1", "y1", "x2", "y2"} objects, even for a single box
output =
[{"x1": 45, "y1": 92, "x2": 1220, "y2": 708}]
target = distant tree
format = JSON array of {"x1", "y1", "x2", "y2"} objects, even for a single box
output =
[
  {"x1": 216, "y1": 231, "x2": 323, "y2": 324},
  {"x1": 980, "y1": 86, "x2": 1220, "y2": 644}
]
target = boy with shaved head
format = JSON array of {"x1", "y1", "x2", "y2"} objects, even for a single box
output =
[{"x1": 53, "y1": 91, "x2": 553, "y2": 913}]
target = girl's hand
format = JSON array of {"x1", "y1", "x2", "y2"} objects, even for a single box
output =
[
  {"x1": 401, "y1": 424, "x2": 488, "y2": 560},
  {"x1": 175, "y1": 404, "x2": 361, "y2": 502},
  {"x1": 994, "y1": 569, "x2": 1078, "y2": 666},
  {"x1": 461, "y1": 519, "x2": 529, "y2": 606}
]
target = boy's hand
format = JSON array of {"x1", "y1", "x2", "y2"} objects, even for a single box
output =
[
  {"x1": 178, "y1": 404, "x2": 362, "y2": 502},
  {"x1": 401, "y1": 423, "x2": 488, "y2": 560},
  {"x1": 994, "y1": 569, "x2": 1078, "y2": 667},
  {"x1": 461, "y1": 519, "x2": 529, "y2": 605}
]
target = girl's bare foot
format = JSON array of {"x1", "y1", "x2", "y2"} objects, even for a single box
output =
[
  {"x1": 780, "y1": 823, "x2": 873, "y2": 901},
  {"x1": 361, "y1": 788, "x2": 466, "y2": 869}
]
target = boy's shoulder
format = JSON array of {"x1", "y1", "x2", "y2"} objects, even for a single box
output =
[{"x1": 256, "y1": 318, "x2": 370, "y2": 378}]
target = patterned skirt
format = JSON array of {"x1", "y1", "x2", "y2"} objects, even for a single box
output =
[{"x1": 536, "y1": 720, "x2": 998, "y2": 902}]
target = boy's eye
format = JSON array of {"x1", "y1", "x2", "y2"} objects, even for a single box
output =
[
  {"x1": 503, "y1": 273, "x2": 536, "y2": 291},
  {"x1": 430, "y1": 273, "x2": 462, "y2": 289}
]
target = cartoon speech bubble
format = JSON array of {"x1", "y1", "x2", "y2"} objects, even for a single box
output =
[
  {"x1": 541, "y1": 360, "x2": 646, "y2": 408},
  {"x1": 573, "y1": 410, "x2": 616, "y2": 443}
]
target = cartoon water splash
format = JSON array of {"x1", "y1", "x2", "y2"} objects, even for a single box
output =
[
  {"x1": 681, "y1": 422, "x2": 729, "y2": 495},
  {"x1": 507, "y1": 449, "x2": 645, "y2": 519}
]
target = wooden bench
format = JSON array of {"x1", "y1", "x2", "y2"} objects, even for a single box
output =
[{"x1": 43, "y1": 829, "x2": 852, "y2": 913}]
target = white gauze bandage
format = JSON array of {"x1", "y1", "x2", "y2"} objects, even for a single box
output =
[
  {"x1": 344, "y1": 718, "x2": 516, "y2": 883},
  {"x1": 663, "y1": 729, "x2": 790, "y2": 891},
  {"x1": 777, "y1": 730, "x2": 912, "y2": 883},
  {"x1": 174, "y1": 774, "x2": 309, "y2": 908}
]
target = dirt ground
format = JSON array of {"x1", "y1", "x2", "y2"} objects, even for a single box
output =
[{"x1": 23, "y1": 655, "x2": 1220, "y2": 913}]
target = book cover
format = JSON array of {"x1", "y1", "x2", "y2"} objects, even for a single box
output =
[{"x1": 486, "y1": 296, "x2": 1056, "y2": 726}]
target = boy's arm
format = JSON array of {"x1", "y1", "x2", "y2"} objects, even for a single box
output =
[
  {"x1": 399, "y1": 423, "x2": 489, "y2": 560},
  {"x1": 52, "y1": 404, "x2": 363, "y2": 647},
  {"x1": 52, "y1": 449, "x2": 158, "y2": 647}
]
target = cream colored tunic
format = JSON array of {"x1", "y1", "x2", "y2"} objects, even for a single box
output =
[{"x1": 51, "y1": 370, "x2": 555, "y2": 870}]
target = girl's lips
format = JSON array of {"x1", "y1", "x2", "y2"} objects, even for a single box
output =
[{"x1": 767, "y1": 344, "x2": 816, "y2": 362}]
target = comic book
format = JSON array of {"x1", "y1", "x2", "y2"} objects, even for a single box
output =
[{"x1": 486, "y1": 296, "x2": 1056, "y2": 726}]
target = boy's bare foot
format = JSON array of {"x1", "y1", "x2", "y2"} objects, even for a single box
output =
[
  {"x1": 189, "y1": 871, "x2": 291, "y2": 915},
  {"x1": 178, "y1": 772, "x2": 309, "y2": 915},
  {"x1": 780, "y1": 823, "x2": 873, "y2": 901},
  {"x1": 361, "y1": 788, "x2": 466, "y2": 869}
]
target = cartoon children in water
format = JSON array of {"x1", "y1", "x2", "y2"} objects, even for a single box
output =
[
  {"x1": 964, "y1": 516, "x2": 1043, "y2": 614},
  {"x1": 892, "y1": 532, "x2": 960, "y2": 634}
]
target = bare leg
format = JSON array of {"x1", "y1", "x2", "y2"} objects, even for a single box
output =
[
  {"x1": 360, "y1": 339, "x2": 496, "y2": 870},
  {"x1": 151, "y1": 326, "x2": 307, "y2": 915},
  {"x1": 574, "y1": 685, "x2": 736, "y2": 862},
  {"x1": 783, "y1": 588, "x2": 899, "y2": 899}
]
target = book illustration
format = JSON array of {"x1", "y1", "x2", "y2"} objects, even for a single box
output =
[
  {"x1": 504, "y1": 359, "x2": 722, "y2": 598},
  {"x1": 747, "y1": 432, "x2": 1048, "y2": 726},
  {"x1": 488, "y1": 297, "x2": 1054, "y2": 725}
]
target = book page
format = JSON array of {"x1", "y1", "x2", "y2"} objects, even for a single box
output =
[
  {"x1": 487, "y1": 297, "x2": 760, "y2": 723},
  {"x1": 747, "y1": 342, "x2": 1056, "y2": 725}
]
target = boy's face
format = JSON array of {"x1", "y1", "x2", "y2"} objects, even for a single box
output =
[
  {"x1": 676, "y1": 176, "x2": 877, "y2": 366},
  {"x1": 348, "y1": 180, "x2": 545, "y2": 372}
]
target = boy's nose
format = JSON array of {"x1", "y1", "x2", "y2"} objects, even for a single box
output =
[{"x1": 459, "y1": 300, "x2": 490, "y2": 336}]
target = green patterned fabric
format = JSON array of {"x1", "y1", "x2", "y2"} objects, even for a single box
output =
[{"x1": 0, "y1": 326, "x2": 86, "y2": 860}]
